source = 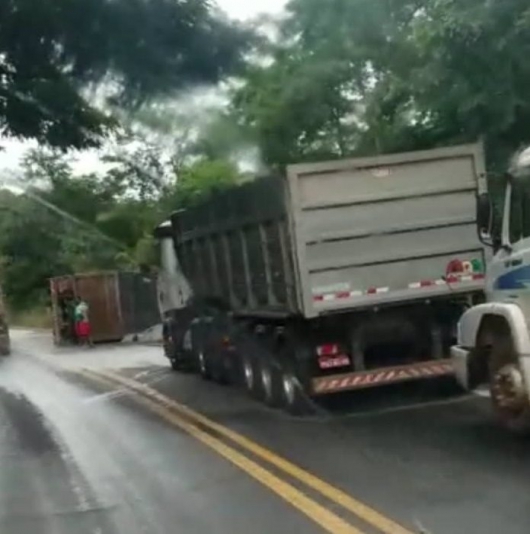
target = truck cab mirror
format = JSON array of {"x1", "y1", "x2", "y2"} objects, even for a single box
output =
[{"x1": 476, "y1": 193, "x2": 493, "y2": 244}]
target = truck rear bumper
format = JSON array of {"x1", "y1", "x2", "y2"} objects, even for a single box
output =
[
  {"x1": 311, "y1": 359, "x2": 455, "y2": 395},
  {"x1": 450, "y1": 345, "x2": 471, "y2": 390}
]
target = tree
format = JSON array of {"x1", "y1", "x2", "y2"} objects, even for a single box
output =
[
  {"x1": 232, "y1": 53, "x2": 360, "y2": 169},
  {"x1": 169, "y1": 158, "x2": 242, "y2": 209},
  {"x1": 232, "y1": 0, "x2": 530, "y2": 171},
  {"x1": 393, "y1": 0, "x2": 530, "y2": 168},
  {"x1": 0, "y1": 0, "x2": 252, "y2": 148},
  {"x1": 0, "y1": 148, "x2": 131, "y2": 309}
]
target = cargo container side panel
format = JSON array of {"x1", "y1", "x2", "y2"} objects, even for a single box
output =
[
  {"x1": 118, "y1": 272, "x2": 160, "y2": 335},
  {"x1": 287, "y1": 143, "x2": 487, "y2": 317},
  {"x1": 74, "y1": 273, "x2": 123, "y2": 341}
]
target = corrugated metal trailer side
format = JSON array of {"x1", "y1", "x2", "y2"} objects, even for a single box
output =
[
  {"x1": 50, "y1": 271, "x2": 160, "y2": 344},
  {"x1": 286, "y1": 143, "x2": 488, "y2": 318},
  {"x1": 172, "y1": 177, "x2": 299, "y2": 316},
  {"x1": 72, "y1": 272, "x2": 124, "y2": 341},
  {"x1": 118, "y1": 272, "x2": 160, "y2": 335},
  {"x1": 50, "y1": 273, "x2": 124, "y2": 343}
]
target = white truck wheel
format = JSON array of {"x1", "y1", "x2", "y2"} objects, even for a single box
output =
[{"x1": 489, "y1": 336, "x2": 530, "y2": 435}]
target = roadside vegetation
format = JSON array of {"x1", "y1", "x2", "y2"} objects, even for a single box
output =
[{"x1": 1, "y1": 0, "x2": 530, "y2": 314}]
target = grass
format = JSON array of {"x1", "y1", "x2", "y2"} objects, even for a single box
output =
[{"x1": 9, "y1": 306, "x2": 53, "y2": 329}]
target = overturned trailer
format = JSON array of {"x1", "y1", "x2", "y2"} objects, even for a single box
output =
[{"x1": 50, "y1": 271, "x2": 160, "y2": 345}]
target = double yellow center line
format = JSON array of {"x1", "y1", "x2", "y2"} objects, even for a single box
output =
[{"x1": 81, "y1": 369, "x2": 415, "y2": 534}]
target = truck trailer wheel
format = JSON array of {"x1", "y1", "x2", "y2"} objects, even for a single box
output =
[
  {"x1": 197, "y1": 349, "x2": 213, "y2": 381},
  {"x1": 259, "y1": 359, "x2": 283, "y2": 407},
  {"x1": 280, "y1": 367, "x2": 314, "y2": 416},
  {"x1": 163, "y1": 340, "x2": 180, "y2": 371},
  {"x1": 210, "y1": 351, "x2": 230, "y2": 385},
  {"x1": 489, "y1": 336, "x2": 530, "y2": 435},
  {"x1": 242, "y1": 354, "x2": 262, "y2": 398},
  {"x1": 163, "y1": 324, "x2": 181, "y2": 371}
]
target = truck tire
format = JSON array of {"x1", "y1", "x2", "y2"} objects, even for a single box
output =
[
  {"x1": 489, "y1": 335, "x2": 530, "y2": 435},
  {"x1": 279, "y1": 366, "x2": 314, "y2": 416},
  {"x1": 163, "y1": 323, "x2": 180, "y2": 371},
  {"x1": 197, "y1": 349, "x2": 213, "y2": 381},
  {"x1": 210, "y1": 351, "x2": 229, "y2": 385},
  {"x1": 276, "y1": 331, "x2": 316, "y2": 416},
  {"x1": 163, "y1": 341, "x2": 179, "y2": 371},
  {"x1": 259, "y1": 358, "x2": 283, "y2": 407},
  {"x1": 242, "y1": 353, "x2": 262, "y2": 399},
  {"x1": 165, "y1": 343, "x2": 187, "y2": 372}
]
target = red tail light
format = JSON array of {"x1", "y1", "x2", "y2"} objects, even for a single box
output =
[
  {"x1": 446, "y1": 259, "x2": 464, "y2": 276},
  {"x1": 317, "y1": 343, "x2": 340, "y2": 357}
]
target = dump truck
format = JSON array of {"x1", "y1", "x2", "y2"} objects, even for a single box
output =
[
  {"x1": 452, "y1": 146, "x2": 530, "y2": 433},
  {"x1": 156, "y1": 143, "x2": 488, "y2": 413}
]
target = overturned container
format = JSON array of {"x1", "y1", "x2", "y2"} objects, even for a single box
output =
[{"x1": 50, "y1": 271, "x2": 160, "y2": 345}]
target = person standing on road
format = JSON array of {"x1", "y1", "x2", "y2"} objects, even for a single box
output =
[{"x1": 74, "y1": 297, "x2": 93, "y2": 347}]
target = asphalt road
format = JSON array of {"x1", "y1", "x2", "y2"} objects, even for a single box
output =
[{"x1": 3, "y1": 330, "x2": 530, "y2": 534}]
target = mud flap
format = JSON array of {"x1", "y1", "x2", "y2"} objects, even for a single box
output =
[{"x1": 451, "y1": 346, "x2": 471, "y2": 390}]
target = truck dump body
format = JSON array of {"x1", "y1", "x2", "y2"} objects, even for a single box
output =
[
  {"x1": 172, "y1": 143, "x2": 487, "y2": 319},
  {"x1": 173, "y1": 177, "x2": 297, "y2": 315}
]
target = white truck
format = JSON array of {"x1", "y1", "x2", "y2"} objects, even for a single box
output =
[
  {"x1": 156, "y1": 143, "x2": 488, "y2": 414},
  {"x1": 451, "y1": 147, "x2": 530, "y2": 433}
]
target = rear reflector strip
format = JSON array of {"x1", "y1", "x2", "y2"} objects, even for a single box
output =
[
  {"x1": 313, "y1": 274, "x2": 485, "y2": 303},
  {"x1": 313, "y1": 288, "x2": 387, "y2": 302},
  {"x1": 408, "y1": 274, "x2": 485, "y2": 289},
  {"x1": 312, "y1": 360, "x2": 454, "y2": 395},
  {"x1": 445, "y1": 273, "x2": 485, "y2": 284},
  {"x1": 408, "y1": 279, "x2": 446, "y2": 289}
]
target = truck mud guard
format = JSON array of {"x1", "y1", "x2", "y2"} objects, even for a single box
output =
[{"x1": 312, "y1": 360, "x2": 454, "y2": 395}]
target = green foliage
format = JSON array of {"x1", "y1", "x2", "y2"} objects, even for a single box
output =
[
  {"x1": 232, "y1": 56, "x2": 356, "y2": 169},
  {"x1": 193, "y1": 111, "x2": 257, "y2": 163},
  {"x1": 0, "y1": 0, "x2": 252, "y2": 148},
  {"x1": 9, "y1": 306, "x2": 53, "y2": 329},
  {"x1": 171, "y1": 158, "x2": 242, "y2": 208},
  {"x1": 232, "y1": 0, "x2": 530, "y2": 171},
  {"x1": 0, "y1": 142, "x2": 240, "y2": 310},
  {"x1": 7, "y1": 0, "x2": 530, "y2": 312}
]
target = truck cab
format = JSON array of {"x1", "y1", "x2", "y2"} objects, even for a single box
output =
[
  {"x1": 452, "y1": 147, "x2": 530, "y2": 432},
  {"x1": 154, "y1": 220, "x2": 195, "y2": 370}
]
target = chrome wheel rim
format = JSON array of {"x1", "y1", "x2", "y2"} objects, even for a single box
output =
[
  {"x1": 198, "y1": 351, "x2": 206, "y2": 374},
  {"x1": 492, "y1": 363, "x2": 527, "y2": 411},
  {"x1": 282, "y1": 374, "x2": 295, "y2": 405},
  {"x1": 243, "y1": 359, "x2": 254, "y2": 390},
  {"x1": 261, "y1": 366, "x2": 272, "y2": 399}
]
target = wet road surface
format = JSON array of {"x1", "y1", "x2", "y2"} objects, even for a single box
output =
[
  {"x1": 1, "y1": 331, "x2": 324, "y2": 534},
  {"x1": 5, "y1": 330, "x2": 530, "y2": 534}
]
